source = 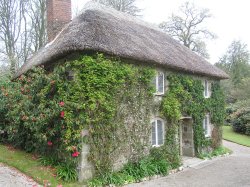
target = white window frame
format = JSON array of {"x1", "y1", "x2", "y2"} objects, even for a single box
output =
[
  {"x1": 154, "y1": 71, "x2": 165, "y2": 95},
  {"x1": 203, "y1": 114, "x2": 211, "y2": 137},
  {"x1": 204, "y1": 80, "x2": 211, "y2": 98},
  {"x1": 151, "y1": 118, "x2": 165, "y2": 147}
]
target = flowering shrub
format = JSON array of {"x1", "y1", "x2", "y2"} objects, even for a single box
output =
[{"x1": 0, "y1": 54, "x2": 155, "y2": 180}]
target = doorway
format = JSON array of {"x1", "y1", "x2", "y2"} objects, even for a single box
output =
[{"x1": 180, "y1": 118, "x2": 195, "y2": 157}]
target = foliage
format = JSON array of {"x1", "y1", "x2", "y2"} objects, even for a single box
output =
[
  {"x1": 161, "y1": 74, "x2": 225, "y2": 155},
  {"x1": 56, "y1": 163, "x2": 78, "y2": 182},
  {"x1": 159, "y1": 1, "x2": 215, "y2": 59},
  {"x1": 0, "y1": 54, "x2": 225, "y2": 185},
  {"x1": 229, "y1": 107, "x2": 250, "y2": 136},
  {"x1": 87, "y1": 153, "x2": 170, "y2": 187},
  {"x1": 223, "y1": 126, "x2": 250, "y2": 147},
  {"x1": 199, "y1": 146, "x2": 232, "y2": 159},
  {"x1": 0, "y1": 54, "x2": 155, "y2": 181},
  {"x1": 216, "y1": 40, "x2": 250, "y2": 103}
]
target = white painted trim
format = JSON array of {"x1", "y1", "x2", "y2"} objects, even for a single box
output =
[
  {"x1": 154, "y1": 71, "x2": 164, "y2": 95},
  {"x1": 203, "y1": 113, "x2": 211, "y2": 137},
  {"x1": 204, "y1": 80, "x2": 211, "y2": 98},
  {"x1": 151, "y1": 118, "x2": 165, "y2": 147}
]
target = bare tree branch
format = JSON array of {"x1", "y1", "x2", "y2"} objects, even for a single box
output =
[
  {"x1": 159, "y1": 1, "x2": 216, "y2": 59},
  {"x1": 93, "y1": 0, "x2": 141, "y2": 16}
]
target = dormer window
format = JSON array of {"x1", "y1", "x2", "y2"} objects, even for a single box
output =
[
  {"x1": 154, "y1": 71, "x2": 164, "y2": 95},
  {"x1": 204, "y1": 80, "x2": 211, "y2": 98}
]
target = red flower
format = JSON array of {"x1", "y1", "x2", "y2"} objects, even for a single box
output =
[
  {"x1": 47, "y1": 141, "x2": 53, "y2": 146},
  {"x1": 59, "y1": 102, "x2": 65, "y2": 107},
  {"x1": 72, "y1": 151, "x2": 80, "y2": 157},
  {"x1": 60, "y1": 111, "x2": 65, "y2": 118}
]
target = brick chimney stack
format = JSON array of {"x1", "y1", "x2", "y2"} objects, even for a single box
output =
[{"x1": 47, "y1": 0, "x2": 72, "y2": 42}]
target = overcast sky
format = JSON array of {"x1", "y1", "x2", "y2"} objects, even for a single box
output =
[{"x1": 72, "y1": 0, "x2": 250, "y2": 64}]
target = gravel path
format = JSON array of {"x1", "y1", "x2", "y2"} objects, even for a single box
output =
[
  {"x1": 126, "y1": 140, "x2": 250, "y2": 187},
  {"x1": 0, "y1": 163, "x2": 40, "y2": 187}
]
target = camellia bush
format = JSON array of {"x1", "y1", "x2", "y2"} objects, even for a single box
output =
[{"x1": 0, "y1": 54, "x2": 156, "y2": 181}]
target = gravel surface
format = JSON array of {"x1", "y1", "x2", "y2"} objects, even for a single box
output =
[
  {"x1": 0, "y1": 163, "x2": 40, "y2": 187},
  {"x1": 126, "y1": 140, "x2": 250, "y2": 187}
]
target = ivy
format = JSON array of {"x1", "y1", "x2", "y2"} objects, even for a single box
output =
[
  {"x1": 161, "y1": 74, "x2": 225, "y2": 156},
  {"x1": 0, "y1": 54, "x2": 155, "y2": 179},
  {"x1": 0, "y1": 55, "x2": 225, "y2": 183}
]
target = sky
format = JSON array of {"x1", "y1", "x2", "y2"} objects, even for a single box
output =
[{"x1": 72, "y1": 0, "x2": 250, "y2": 64}]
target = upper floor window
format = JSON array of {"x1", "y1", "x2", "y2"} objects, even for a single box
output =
[
  {"x1": 204, "y1": 80, "x2": 211, "y2": 98},
  {"x1": 154, "y1": 72, "x2": 164, "y2": 95},
  {"x1": 203, "y1": 114, "x2": 211, "y2": 137},
  {"x1": 151, "y1": 118, "x2": 164, "y2": 146}
]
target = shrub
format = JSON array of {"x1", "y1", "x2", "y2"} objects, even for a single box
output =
[
  {"x1": 87, "y1": 154, "x2": 170, "y2": 187},
  {"x1": 230, "y1": 107, "x2": 250, "y2": 136}
]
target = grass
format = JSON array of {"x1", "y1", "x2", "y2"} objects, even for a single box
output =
[
  {"x1": 0, "y1": 144, "x2": 83, "y2": 187},
  {"x1": 223, "y1": 126, "x2": 250, "y2": 147}
]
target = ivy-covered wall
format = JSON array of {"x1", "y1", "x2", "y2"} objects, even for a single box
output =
[
  {"x1": 161, "y1": 74, "x2": 225, "y2": 156},
  {"x1": 0, "y1": 54, "x2": 225, "y2": 184},
  {"x1": 0, "y1": 54, "x2": 156, "y2": 180}
]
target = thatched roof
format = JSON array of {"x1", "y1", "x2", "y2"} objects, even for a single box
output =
[{"x1": 14, "y1": 2, "x2": 229, "y2": 79}]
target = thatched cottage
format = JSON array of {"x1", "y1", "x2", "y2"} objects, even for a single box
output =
[{"x1": 14, "y1": 0, "x2": 228, "y2": 182}]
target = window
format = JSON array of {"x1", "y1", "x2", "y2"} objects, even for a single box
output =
[
  {"x1": 204, "y1": 80, "x2": 210, "y2": 98},
  {"x1": 154, "y1": 72, "x2": 164, "y2": 95},
  {"x1": 151, "y1": 118, "x2": 164, "y2": 146},
  {"x1": 203, "y1": 114, "x2": 211, "y2": 137}
]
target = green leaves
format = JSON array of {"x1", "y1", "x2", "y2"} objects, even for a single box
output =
[{"x1": 161, "y1": 74, "x2": 225, "y2": 155}]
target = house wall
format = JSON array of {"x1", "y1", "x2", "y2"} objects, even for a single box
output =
[{"x1": 77, "y1": 62, "x2": 218, "y2": 181}]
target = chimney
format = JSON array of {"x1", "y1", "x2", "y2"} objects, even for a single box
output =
[{"x1": 47, "y1": 0, "x2": 72, "y2": 42}]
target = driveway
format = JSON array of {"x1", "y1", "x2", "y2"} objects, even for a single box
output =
[
  {"x1": 0, "y1": 163, "x2": 39, "y2": 187},
  {"x1": 126, "y1": 140, "x2": 250, "y2": 187}
]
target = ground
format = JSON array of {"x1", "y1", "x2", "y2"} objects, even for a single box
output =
[
  {"x1": 0, "y1": 140, "x2": 250, "y2": 187},
  {"x1": 126, "y1": 140, "x2": 250, "y2": 187},
  {"x1": 0, "y1": 163, "x2": 39, "y2": 187}
]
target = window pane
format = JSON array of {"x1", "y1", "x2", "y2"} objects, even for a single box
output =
[
  {"x1": 157, "y1": 120, "x2": 164, "y2": 145},
  {"x1": 204, "y1": 80, "x2": 208, "y2": 97},
  {"x1": 158, "y1": 72, "x2": 164, "y2": 93},
  {"x1": 152, "y1": 121, "x2": 156, "y2": 145}
]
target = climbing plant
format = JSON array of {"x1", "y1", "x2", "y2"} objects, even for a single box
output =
[
  {"x1": 161, "y1": 74, "x2": 225, "y2": 156},
  {"x1": 0, "y1": 55, "x2": 225, "y2": 184},
  {"x1": 0, "y1": 54, "x2": 155, "y2": 179}
]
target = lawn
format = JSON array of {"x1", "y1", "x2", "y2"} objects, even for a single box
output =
[
  {"x1": 0, "y1": 144, "x2": 83, "y2": 187},
  {"x1": 223, "y1": 126, "x2": 250, "y2": 147}
]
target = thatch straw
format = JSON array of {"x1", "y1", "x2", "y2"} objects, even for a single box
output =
[{"x1": 13, "y1": 2, "x2": 228, "y2": 79}]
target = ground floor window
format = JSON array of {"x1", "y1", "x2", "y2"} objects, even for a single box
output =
[
  {"x1": 151, "y1": 118, "x2": 164, "y2": 146},
  {"x1": 203, "y1": 114, "x2": 211, "y2": 137}
]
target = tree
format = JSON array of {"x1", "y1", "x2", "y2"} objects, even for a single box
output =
[
  {"x1": 94, "y1": 0, "x2": 140, "y2": 16},
  {"x1": 0, "y1": 0, "x2": 46, "y2": 75},
  {"x1": 28, "y1": 0, "x2": 46, "y2": 52},
  {"x1": 159, "y1": 2, "x2": 215, "y2": 59},
  {"x1": 0, "y1": 0, "x2": 24, "y2": 74},
  {"x1": 215, "y1": 40, "x2": 250, "y2": 103}
]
